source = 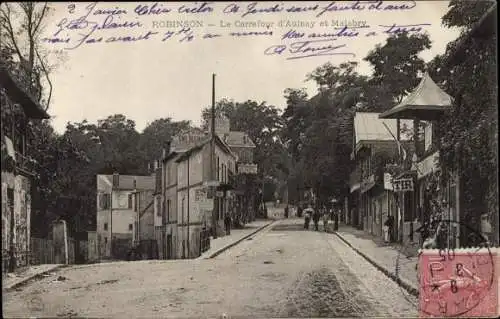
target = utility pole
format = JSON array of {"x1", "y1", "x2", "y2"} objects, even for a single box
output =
[
  {"x1": 211, "y1": 74, "x2": 217, "y2": 239},
  {"x1": 110, "y1": 187, "x2": 113, "y2": 258}
]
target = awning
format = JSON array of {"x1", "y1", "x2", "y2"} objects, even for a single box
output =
[{"x1": 379, "y1": 73, "x2": 452, "y2": 121}]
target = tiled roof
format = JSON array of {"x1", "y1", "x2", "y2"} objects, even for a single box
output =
[
  {"x1": 97, "y1": 174, "x2": 155, "y2": 191},
  {"x1": 219, "y1": 131, "x2": 256, "y2": 148},
  {"x1": 354, "y1": 112, "x2": 413, "y2": 145},
  {"x1": 175, "y1": 134, "x2": 236, "y2": 163}
]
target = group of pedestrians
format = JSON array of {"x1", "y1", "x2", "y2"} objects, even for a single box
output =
[{"x1": 302, "y1": 204, "x2": 339, "y2": 232}]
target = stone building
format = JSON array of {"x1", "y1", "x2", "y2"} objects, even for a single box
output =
[{"x1": 1, "y1": 66, "x2": 50, "y2": 272}]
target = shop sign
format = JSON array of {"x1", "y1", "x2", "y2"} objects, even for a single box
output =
[
  {"x1": 195, "y1": 188, "x2": 214, "y2": 210},
  {"x1": 238, "y1": 163, "x2": 258, "y2": 174},
  {"x1": 392, "y1": 178, "x2": 414, "y2": 192},
  {"x1": 383, "y1": 173, "x2": 393, "y2": 190},
  {"x1": 417, "y1": 151, "x2": 439, "y2": 179},
  {"x1": 360, "y1": 174, "x2": 376, "y2": 193}
]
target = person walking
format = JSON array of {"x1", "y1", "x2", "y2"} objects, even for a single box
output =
[
  {"x1": 297, "y1": 204, "x2": 303, "y2": 218},
  {"x1": 312, "y1": 206, "x2": 320, "y2": 231},
  {"x1": 304, "y1": 208, "x2": 311, "y2": 230},
  {"x1": 284, "y1": 205, "x2": 289, "y2": 218},
  {"x1": 322, "y1": 209, "x2": 329, "y2": 232},
  {"x1": 224, "y1": 214, "x2": 231, "y2": 235},
  {"x1": 334, "y1": 208, "x2": 339, "y2": 231}
]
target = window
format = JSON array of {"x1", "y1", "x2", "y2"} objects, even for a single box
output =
[
  {"x1": 222, "y1": 163, "x2": 225, "y2": 182},
  {"x1": 128, "y1": 194, "x2": 133, "y2": 209},
  {"x1": 181, "y1": 197, "x2": 185, "y2": 223},
  {"x1": 216, "y1": 157, "x2": 220, "y2": 180},
  {"x1": 167, "y1": 199, "x2": 171, "y2": 222},
  {"x1": 134, "y1": 193, "x2": 138, "y2": 212},
  {"x1": 129, "y1": 224, "x2": 133, "y2": 231},
  {"x1": 104, "y1": 237, "x2": 108, "y2": 244},
  {"x1": 104, "y1": 223, "x2": 108, "y2": 231},
  {"x1": 112, "y1": 174, "x2": 119, "y2": 187},
  {"x1": 156, "y1": 196, "x2": 162, "y2": 217},
  {"x1": 167, "y1": 164, "x2": 171, "y2": 185},
  {"x1": 100, "y1": 193, "x2": 111, "y2": 210}
]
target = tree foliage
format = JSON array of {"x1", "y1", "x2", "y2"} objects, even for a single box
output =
[
  {"x1": 201, "y1": 99, "x2": 285, "y2": 179},
  {"x1": 431, "y1": 0, "x2": 497, "y2": 224}
]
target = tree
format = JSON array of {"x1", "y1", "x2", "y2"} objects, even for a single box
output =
[
  {"x1": 0, "y1": 2, "x2": 65, "y2": 109},
  {"x1": 432, "y1": 0, "x2": 497, "y2": 244},
  {"x1": 201, "y1": 99, "x2": 286, "y2": 180},
  {"x1": 283, "y1": 62, "x2": 367, "y2": 204},
  {"x1": 94, "y1": 114, "x2": 145, "y2": 174},
  {"x1": 140, "y1": 118, "x2": 191, "y2": 162},
  {"x1": 364, "y1": 32, "x2": 432, "y2": 107}
]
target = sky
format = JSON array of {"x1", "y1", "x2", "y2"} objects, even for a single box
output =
[{"x1": 40, "y1": 1, "x2": 461, "y2": 133}]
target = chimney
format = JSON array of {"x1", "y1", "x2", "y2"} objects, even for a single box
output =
[{"x1": 162, "y1": 140, "x2": 172, "y2": 159}]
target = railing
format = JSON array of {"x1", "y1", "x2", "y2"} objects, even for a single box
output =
[{"x1": 14, "y1": 151, "x2": 38, "y2": 176}]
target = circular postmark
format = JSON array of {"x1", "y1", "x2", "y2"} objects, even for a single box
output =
[{"x1": 394, "y1": 219, "x2": 496, "y2": 317}]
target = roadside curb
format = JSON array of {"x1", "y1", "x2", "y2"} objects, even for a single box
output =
[
  {"x1": 4, "y1": 264, "x2": 68, "y2": 292},
  {"x1": 332, "y1": 231, "x2": 419, "y2": 297},
  {"x1": 207, "y1": 220, "x2": 276, "y2": 259}
]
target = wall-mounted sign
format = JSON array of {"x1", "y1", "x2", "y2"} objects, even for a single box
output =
[
  {"x1": 360, "y1": 174, "x2": 376, "y2": 193},
  {"x1": 392, "y1": 178, "x2": 414, "y2": 192},
  {"x1": 383, "y1": 173, "x2": 393, "y2": 190},
  {"x1": 238, "y1": 163, "x2": 258, "y2": 175},
  {"x1": 195, "y1": 187, "x2": 214, "y2": 210},
  {"x1": 215, "y1": 191, "x2": 224, "y2": 197}
]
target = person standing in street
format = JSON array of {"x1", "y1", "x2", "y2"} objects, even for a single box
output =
[
  {"x1": 322, "y1": 208, "x2": 329, "y2": 232},
  {"x1": 224, "y1": 214, "x2": 231, "y2": 235},
  {"x1": 284, "y1": 205, "x2": 289, "y2": 218},
  {"x1": 334, "y1": 208, "x2": 339, "y2": 231},
  {"x1": 312, "y1": 206, "x2": 320, "y2": 231},
  {"x1": 304, "y1": 209, "x2": 311, "y2": 229}
]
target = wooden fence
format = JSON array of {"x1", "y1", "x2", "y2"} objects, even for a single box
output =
[{"x1": 30, "y1": 237, "x2": 55, "y2": 265}]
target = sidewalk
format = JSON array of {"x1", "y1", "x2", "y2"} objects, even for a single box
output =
[
  {"x1": 331, "y1": 224, "x2": 419, "y2": 296},
  {"x1": 3, "y1": 264, "x2": 65, "y2": 291},
  {"x1": 198, "y1": 219, "x2": 274, "y2": 259}
]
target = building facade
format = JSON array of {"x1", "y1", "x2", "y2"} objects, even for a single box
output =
[
  {"x1": 1, "y1": 66, "x2": 50, "y2": 272},
  {"x1": 175, "y1": 135, "x2": 237, "y2": 258},
  {"x1": 349, "y1": 112, "x2": 413, "y2": 242},
  {"x1": 96, "y1": 174, "x2": 155, "y2": 259}
]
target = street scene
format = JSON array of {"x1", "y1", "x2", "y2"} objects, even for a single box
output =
[
  {"x1": 2, "y1": 1, "x2": 498, "y2": 318},
  {"x1": 4, "y1": 218, "x2": 418, "y2": 318}
]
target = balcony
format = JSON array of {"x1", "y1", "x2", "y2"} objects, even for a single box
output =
[{"x1": 1, "y1": 142, "x2": 38, "y2": 177}]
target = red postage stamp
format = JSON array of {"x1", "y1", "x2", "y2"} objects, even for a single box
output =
[{"x1": 419, "y1": 248, "x2": 498, "y2": 318}]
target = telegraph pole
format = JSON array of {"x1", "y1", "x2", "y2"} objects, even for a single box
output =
[{"x1": 211, "y1": 74, "x2": 217, "y2": 239}]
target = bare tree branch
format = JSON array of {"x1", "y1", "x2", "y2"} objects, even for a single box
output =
[
  {"x1": 0, "y1": 3, "x2": 24, "y2": 62},
  {"x1": 35, "y1": 46, "x2": 52, "y2": 110},
  {"x1": 32, "y1": 2, "x2": 48, "y2": 35}
]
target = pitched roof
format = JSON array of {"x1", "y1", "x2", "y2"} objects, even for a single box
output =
[
  {"x1": 97, "y1": 174, "x2": 155, "y2": 191},
  {"x1": 175, "y1": 134, "x2": 237, "y2": 163},
  {"x1": 0, "y1": 66, "x2": 50, "y2": 119},
  {"x1": 354, "y1": 112, "x2": 412, "y2": 145},
  {"x1": 379, "y1": 73, "x2": 452, "y2": 120},
  {"x1": 219, "y1": 131, "x2": 256, "y2": 148}
]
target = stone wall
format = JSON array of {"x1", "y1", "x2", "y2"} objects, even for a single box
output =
[{"x1": 1, "y1": 171, "x2": 31, "y2": 269}]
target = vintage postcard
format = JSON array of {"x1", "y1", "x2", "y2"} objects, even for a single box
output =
[{"x1": 1, "y1": 1, "x2": 498, "y2": 318}]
